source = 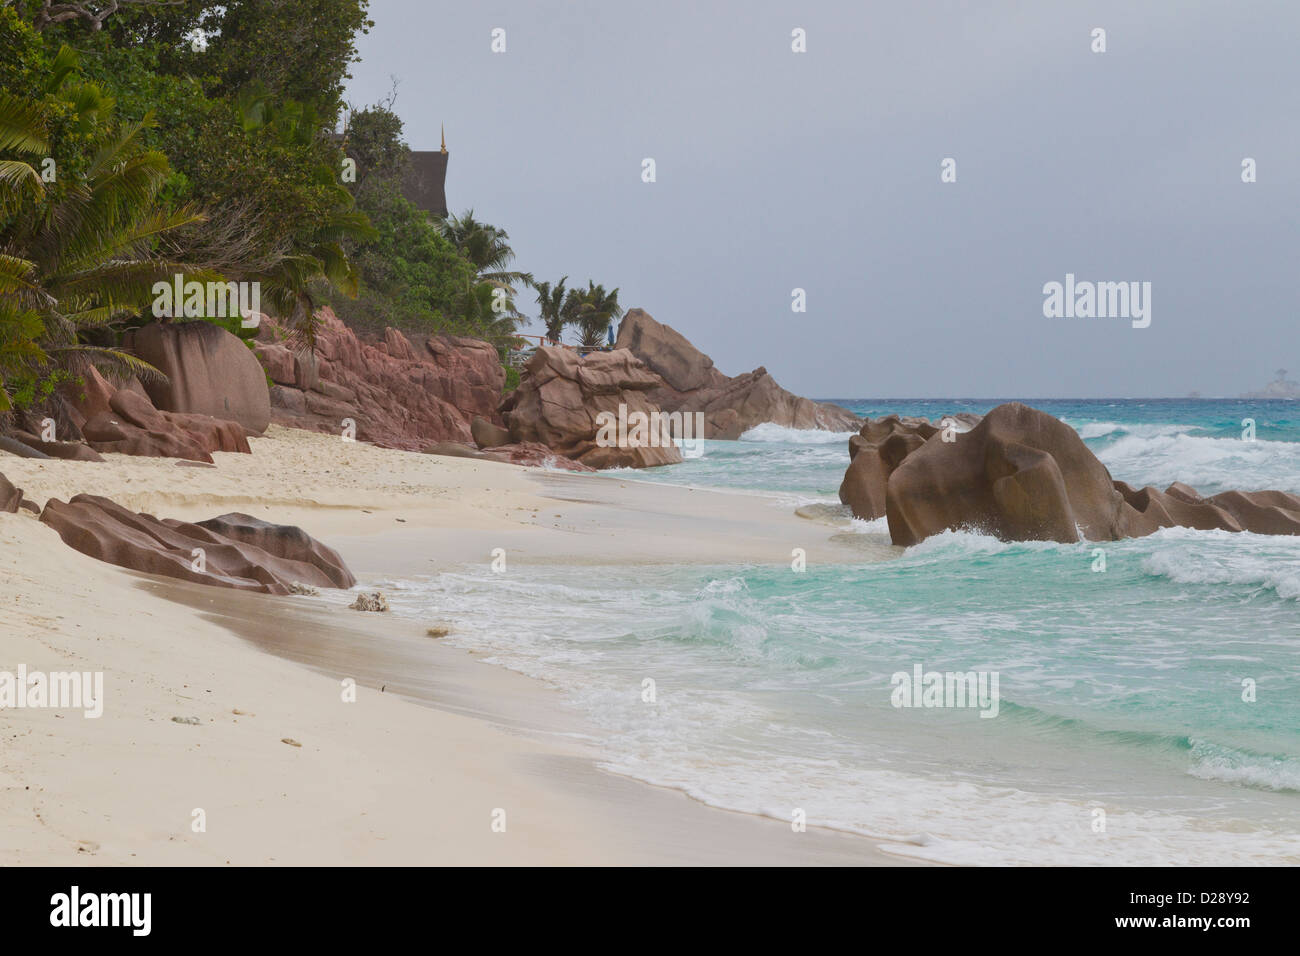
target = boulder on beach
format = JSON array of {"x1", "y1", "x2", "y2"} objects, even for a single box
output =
[
  {"x1": 1, "y1": 472, "x2": 24, "y2": 513},
  {"x1": 5, "y1": 430, "x2": 105, "y2": 461},
  {"x1": 471, "y1": 416, "x2": 511, "y2": 449},
  {"x1": 614, "y1": 309, "x2": 861, "y2": 439},
  {"x1": 500, "y1": 346, "x2": 682, "y2": 468},
  {"x1": 126, "y1": 321, "x2": 271, "y2": 434},
  {"x1": 39, "y1": 494, "x2": 356, "y2": 594},
  {"x1": 73, "y1": 380, "x2": 251, "y2": 463},
  {"x1": 423, "y1": 438, "x2": 595, "y2": 472}
]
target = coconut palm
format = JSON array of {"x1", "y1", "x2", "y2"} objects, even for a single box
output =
[
  {"x1": 439, "y1": 209, "x2": 531, "y2": 295},
  {"x1": 563, "y1": 281, "x2": 623, "y2": 349},
  {"x1": 452, "y1": 278, "x2": 522, "y2": 348},
  {"x1": 533, "y1": 276, "x2": 568, "y2": 344},
  {"x1": 0, "y1": 71, "x2": 206, "y2": 414}
]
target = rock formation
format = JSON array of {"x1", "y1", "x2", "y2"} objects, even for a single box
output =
[
  {"x1": 423, "y1": 439, "x2": 595, "y2": 472},
  {"x1": 255, "y1": 309, "x2": 506, "y2": 451},
  {"x1": 1115, "y1": 481, "x2": 1300, "y2": 536},
  {"x1": 838, "y1": 416, "x2": 940, "y2": 521},
  {"x1": 839, "y1": 403, "x2": 1300, "y2": 545},
  {"x1": 1, "y1": 472, "x2": 25, "y2": 513},
  {"x1": 499, "y1": 346, "x2": 683, "y2": 468},
  {"x1": 4, "y1": 431, "x2": 104, "y2": 461},
  {"x1": 65, "y1": 367, "x2": 251, "y2": 463},
  {"x1": 126, "y1": 321, "x2": 272, "y2": 434},
  {"x1": 39, "y1": 495, "x2": 356, "y2": 594},
  {"x1": 885, "y1": 403, "x2": 1135, "y2": 546},
  {"x1": 614, "y1": 309, "x2": 860, "y2": 439}
]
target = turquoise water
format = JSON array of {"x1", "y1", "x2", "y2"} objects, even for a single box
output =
[
  {"x1": 389, "y1": 400, "x2": 1300, "y2": 864},
  {"x1": 609, "y1": 399, "x2": 1300, "y2": 501}
]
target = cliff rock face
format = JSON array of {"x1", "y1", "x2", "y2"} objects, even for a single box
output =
[
  {"x1": 614, "y1": 309, "x2": 861, "y2": 439},
  {"x1": 40, "y1": 495, "x2": 356, "y2": 594},
  {"x1": 499, "y1": 346, "x2": 683, "y2": 469},
  {"x1": 256, "y1": 309, "x2": 506, "y2": 451}
]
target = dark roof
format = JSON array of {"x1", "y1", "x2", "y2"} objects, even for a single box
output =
[{"x1": 402, "y1": 150, "x2": 448, "y2": 217}]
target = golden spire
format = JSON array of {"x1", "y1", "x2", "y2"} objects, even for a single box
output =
[{"x1": 440, "y1": 124, "x2": 447, "y2": 154}]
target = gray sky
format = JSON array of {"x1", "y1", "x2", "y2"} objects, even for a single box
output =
[{"x1": 345, "y1": 0, "x2": 1299, "y2": 398}]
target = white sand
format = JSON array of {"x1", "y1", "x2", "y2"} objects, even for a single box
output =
[{"x1": 0, "y1": 427, "x2": 915, "y2": 865}]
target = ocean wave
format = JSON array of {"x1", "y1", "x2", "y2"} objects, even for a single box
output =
[
  {"x1": 1075, "y1": 421, "x2": 1201, "y2": 440},
  {"x1": 1188, "y1": 739, "x2": 1300, "y2": 793},
  {"x1": 1138, "y1": 527, "x2": 1300, "y2": 600},
  {"x1": 739, "y1": 422, "x2": 857, "y2": 444},
  {"x1": 1097, "y1": 433, "x2": 1300, "y2": 495},
  {"x1": 899, "y1": 527, "x2": 1076, "y2": 560}
]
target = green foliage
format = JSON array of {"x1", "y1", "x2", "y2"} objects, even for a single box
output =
[
  {"x1": 0, "y1": 60, "x2": 205, "y2": 411},
  {"x1": 533, "y1": 276, "x2": 568, "y2": 343},
  {"x1": 331, "y1": 105, "x2": 522, "y2": 346},
  {"x1": 562, "y1": 280, "x2": 623, "y2": 348}
]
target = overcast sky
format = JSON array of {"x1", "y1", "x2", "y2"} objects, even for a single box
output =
[{"x1": 345, "y1": 0, "x2": 1299, "y2": 398}]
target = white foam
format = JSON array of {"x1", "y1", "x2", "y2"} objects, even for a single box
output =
[
  {"x1": 1098, "y1": 433, "x2": 1300, "y2": 495},
  {"x1": 739, "y1": 422, "x2": 857, "y2": 444},
  {"x1": 1139, "y1": 527, "x2": 1300, "y2": 600}
]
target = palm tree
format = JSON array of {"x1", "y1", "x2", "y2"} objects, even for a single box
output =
[
  {"x1": 452, "y1": 278, "x2": 522, "y2": 349},
  {"x1": 533, "y1": 276, "x2": 568, "y2": 344},
  {"x1": 439, "y1": 209, "x2": 531, "y2": 295},
  {"x1": 564, "y1": 281, "x2": 623, "y2": 349},
  {"x1": 0, "y1": 72, "x2": 205, "y2": 414}
]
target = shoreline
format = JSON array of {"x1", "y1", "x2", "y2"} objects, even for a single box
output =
[{"x1": 0, "y1": 427, "x2": 920, "y2": 865}]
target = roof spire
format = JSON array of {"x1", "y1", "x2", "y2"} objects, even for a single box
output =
[{"x1": 440, "y1": 124, "x2": 447, "y2": 154}]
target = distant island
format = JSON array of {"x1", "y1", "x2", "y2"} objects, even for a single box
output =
[{"x1": 1241, "y1": 368, "x2": 1300, "y2": 399}]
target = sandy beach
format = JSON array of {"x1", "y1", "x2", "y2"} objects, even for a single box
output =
[{"x1": 0, "y1": 427, "x2": 917, "y2": 865}]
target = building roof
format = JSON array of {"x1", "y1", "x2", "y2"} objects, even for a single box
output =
[{"x1": 402, "y1": 150, "x2": 448, "y2": 218}]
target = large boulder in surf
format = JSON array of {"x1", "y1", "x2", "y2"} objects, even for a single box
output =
[
  {"x1": 126, "y1": 321, "x2": 271, "y2": 434},
  {"x1": 885, "y1": 403, "x2": 1135, "y2": 546},
  {"x1": 859, "y1": 402, "x2": 1300, "y2": 545},
  {"x1": 614, "y1": 309, "x2": 860, "y2": 439},
  {"x1": 500, "y1": 346, "x2": 682, "y2": 469},
  {"x1": 839, "y1": 416, "x2": 941, "y2": 520},
  {"x1": 39, "y1": 495, "x2": 355, "y2": 594}
]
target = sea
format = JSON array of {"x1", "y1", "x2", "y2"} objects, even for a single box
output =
[{"x1": 383, "y1": 399, "x2": 1300, "y2": 864}]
